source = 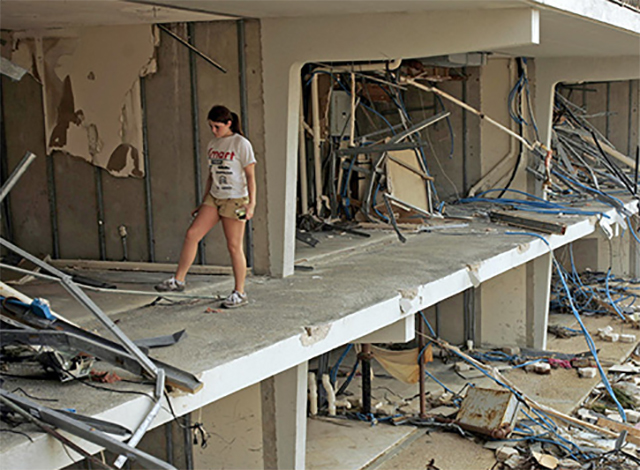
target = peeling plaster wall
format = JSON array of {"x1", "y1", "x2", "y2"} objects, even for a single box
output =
[
  {"x1": 13, "y1": 25, "x2": 157, "y2": 178},
  {"x1": 1, "y1": 21, "x2": 266, "y2": 265}
]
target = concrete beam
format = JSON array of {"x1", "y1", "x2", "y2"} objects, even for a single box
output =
[
  {"x1": 261, "y1": 362, "x2": 308, "y2": 470},
  {"x1": 528, "y1": 0, "x2": 640, "y2": 34},
  {"x1": 355, "y1": 316, "x2": 415, "y2": 344},
  {"x1": 261, "y1": 8, "x2": 540, "y2": 277},
  {"x1": 535, "y1": 56, "x2": 640, "y2": 146},
  {"x1": 526, "y1": 251, "x2": 552, "y2": 349}
]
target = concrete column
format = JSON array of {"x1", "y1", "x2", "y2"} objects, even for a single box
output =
[
  {"x1": 261, "y1": 362, "x2": 308, "y2": 470},
  {"x1": 477, "y1": 264, "x2": 527, "y2": 347},
  {"x1": 526, "y1": 251, "x2": 552, "y2": 350}
]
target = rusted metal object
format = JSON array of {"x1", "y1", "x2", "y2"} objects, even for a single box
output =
[{"x1": 456, "y1": 387, "x2": 520, "y2": 438}]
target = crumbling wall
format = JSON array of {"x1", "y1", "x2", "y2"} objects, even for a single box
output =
[{"x1": 1, "y1": 20, "x2": 266, "y2": 266}]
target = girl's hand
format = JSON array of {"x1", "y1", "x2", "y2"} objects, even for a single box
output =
[
  {"x1": 191, "y1": 205, "x2": 202, "y2": 218},
  {"x1": 245, "y1": 203, "x2": 255, "y2": 221}
]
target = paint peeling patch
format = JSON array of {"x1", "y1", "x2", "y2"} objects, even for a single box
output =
[
  {"x1": 516, "y1": 242, "x2": 531, "y2": 254},
  {"x1": 398, "y1": 288, "x2": 418, "y2": 299},
  {"x1": 300, "y1": 325, "x2": 331, "y2": 346},
  {"x1": 15, "y1": 25, "x2": 157, "y2": 178},
  {"x1": 48, "y1": 75, "x2": 82, "y2": 148}
]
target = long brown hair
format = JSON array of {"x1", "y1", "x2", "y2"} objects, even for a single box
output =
[{"x1": 207, "y1": 105, "x2": 243, "y2": 135}]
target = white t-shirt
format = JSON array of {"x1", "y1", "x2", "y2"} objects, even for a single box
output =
[{"x1": 206, "y1": 134, "x2": 256, "y2": 199}]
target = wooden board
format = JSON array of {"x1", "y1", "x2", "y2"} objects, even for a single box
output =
[
  {"x1": 385, "y1": 149, "x2": 430, "y2": 213},
  {"x1": 50, "y1": 259, "x2": 232, "y2": 275}
]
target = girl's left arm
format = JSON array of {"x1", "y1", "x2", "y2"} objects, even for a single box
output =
[{"x1": 244, "y1": 163, "x2": 257, "y2": 220}]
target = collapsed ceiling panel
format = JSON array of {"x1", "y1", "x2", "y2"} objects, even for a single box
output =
[{"x1": 13, "y1": 25, "x2": 158, "y2": 177}]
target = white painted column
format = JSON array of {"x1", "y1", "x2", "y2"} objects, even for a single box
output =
[
  {"x1": 526, "y1": 251, "x2": 552, "y2": 350},
  {"x1": 261, "y1": 362, "x2": 309, "y2": 470}
]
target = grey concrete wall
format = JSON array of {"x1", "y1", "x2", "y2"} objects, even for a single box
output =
[
  {"x1": 1, "y1": 75, "x2": 52, "y2": 257},
  {"x1": 145, "y1": 22, "x2": 198, "y2": 264},
  {"x1": 399, "y1": 67, "x2": 482, "y2": 201},
  {"x1": 1, "y1": 20, "x2": 267, "y2": 271}
]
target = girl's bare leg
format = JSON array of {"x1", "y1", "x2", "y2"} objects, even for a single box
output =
[
  {"x1": 175, "y1": 206, "x2": 220, "y2": 282},
  {"x1": 221, "y1": 217, "x2": 247, "y2": 293}
]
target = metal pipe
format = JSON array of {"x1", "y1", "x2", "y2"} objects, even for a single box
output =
[
  {"x1": 404, "y1": 77, "x2": 536, "y2": 152},
  {"x1": 628, "y1": 80, "x2": 634, "y2": 157},
  {"x1": 183, "y1": 413, "x2": 194, "y2": 470},
  {"x1": 417, "y1": 312, "x2": 427, "y2": 419},
  {"x1": 0, "y1": 68, "x2": 14, "y2": 241},
  {"x1": 237, "y1": 19, "x2": 254, "y2": 270},
  {"x1": 462, "y1": 72, "x2": 468, "y2": 193},
  {"x1": 140, "y1": 77, "x2": 155, "y2": 262},
  {"x1": 188, "y1": 22, "x2": 206, "y2": 266},
  {"x1": 0, "y1": 237, "x2": 158, "y2": 376},
  {"x1": 165, "y1": 421, "x2": 174, "y2": 466},
  {"x1": 360, "y1": 344, "x2": 372, "y2": 415},
  {"x1": 298, "y1": 88, "x2": 309, "y2": 213},
  {"x1": 114, "y1": 370, "x2": 165, "y2": 468},
  {"x1": 157, "y1": 25, "x2": 227, "y2": 74},
  {"x1": 0, "y1": 151, "x2": 37, "y2": 204},
  {"x1": 606, "y1": 82, "x2": 611, "y2": 140},
  {"x1": 46, "y1": 154, "x2": 60, "y2": 259},
  {"x1": 118, "y1": 225, "x2": 128, "y2": 261},
  {"x1": 311, "y1": 74, "x2": 323, "y2": 215},
  {"x1": 94, "y1": 167, "x2": 106, "y2": 260},
  {"x1": 0, "y1": 390, "x2": 175, "y2": 470}
]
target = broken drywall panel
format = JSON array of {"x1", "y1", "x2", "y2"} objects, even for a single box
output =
[
  {"x1": 385, "y1": 149, "x2": 430, "y2": 213},
  {"x1": 12, "y1": 25, "x2": 158, "y2": 178}
]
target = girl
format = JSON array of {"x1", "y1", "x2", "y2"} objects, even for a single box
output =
[{"x1": 155, "y1": 105, "x2": 256, "y2": 309}]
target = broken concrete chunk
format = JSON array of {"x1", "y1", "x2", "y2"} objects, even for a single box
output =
[
  {"x1": 626, "y1": 410, "x2": 640, "y2": 424},
  {"x1": 532, "y1": 362, "x2": 551, "y2": 374},
  {"x1": 600, "y1": 332, "x2": 619, "y2": 342},
  {"x1": 598, "y1": 326, "x2": 613, "y2": 335},
  {"x1": 578, "y1": 367, "x2": 597, "y2": 379},
  {"x1": 501, "y1": 346, "x2": 520, "y2": 356},
  {"x1": 577, "y1": 408, "x2": 598, "y2": 424},
  {"x1": 532, "y1": 451, "x2": 558, "y2": 469},
  {"x1": 557, "y1": 459, "x2": 581, "y2": 469},
  {"x1": 455, "y1": 362, "x2": 473, "y2": 372},
  {"x1": 608, "y1": 364, "x2": 639, "y2": 374},
  {"x1": 427, "y1": 405, "x2": 458, "y2": 418},
  {"x1": 495, "y1": 446, "x2": 519, "y2": 462},
  {"x1": 334, "y1": 399, "x2": 352, "y2": 410},
  {"x1": 376, "y1": 403, "x2": 396, "y2": 416},
  {"x1": 620, "y1": 334, "x2": 637, "y2": 343}
]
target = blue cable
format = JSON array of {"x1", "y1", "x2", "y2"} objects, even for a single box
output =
[
  {"x1": 330, "y1": 344, "x2": 353, "y2": 385},
  {"x1": 505, "y1": 231, "x2": 628, "y2": 422},
  {"x1": 419, "y1": 311, "x2": 436, "y2": 336},
  {"x1": 627, "y1": 216, "x2": 640, "y2": 245},
  {"x1": 605, "y1": 268, "x2": 627, "y2": 320}
]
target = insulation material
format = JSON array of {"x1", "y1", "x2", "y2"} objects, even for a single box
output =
[
  {"x1": 14, "y1": 25, "x2": 157, "y2": 177},
  {"x1": 371, "y1": 344, "x2": 432, "y2": 384},
  {"x1": 385, "y1": 149, "x2": 430, "y2": 213}
]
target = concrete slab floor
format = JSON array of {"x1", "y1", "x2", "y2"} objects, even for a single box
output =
[
  {"x1": 1, "y1": 201, "x2": 637, "y2": 469},
  {"x1": 306, "y1": 418, "x2": 418, "y2": 470}
]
